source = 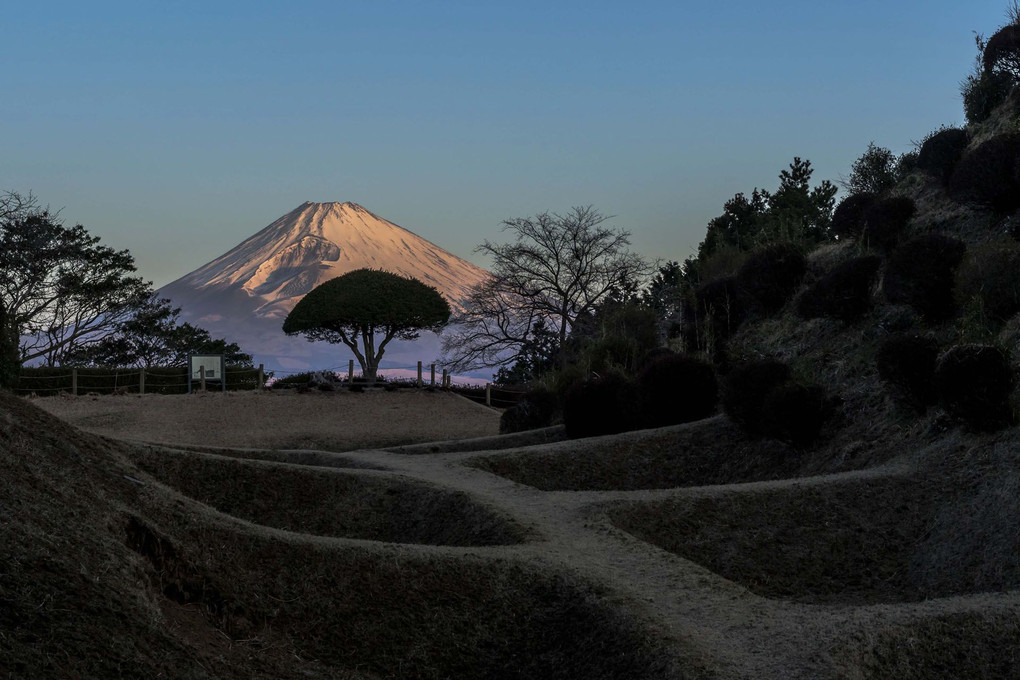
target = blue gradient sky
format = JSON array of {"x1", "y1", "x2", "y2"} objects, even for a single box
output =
[{"x1": 1, "y1": 1, "x2": 1010, "y2": 287}]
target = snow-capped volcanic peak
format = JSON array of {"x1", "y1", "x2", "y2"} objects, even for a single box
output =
[{"x1": 168, "y1": 201, "x2": 488, "y2": 318}]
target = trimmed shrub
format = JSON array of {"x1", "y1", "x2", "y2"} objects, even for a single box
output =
[
  {"x1": 721, "y1": 360, "x2": 793, "y2": 434},
  {"x1": 562, "y1": 372, "x2": 641, "y2": 438},
  {"x1": 883, "y1": 235, "x2": 967, "y2": 322},
  {"x1": 831, "y1": 193, "x2": 876, "y2": 240},
  {"x1": 797, "y1": 255, "x2": 882, "y2": 323},
  {"x1": 636, "y1": 354, "x2": 717, "y2": 428},
  {"x1": 955, "y1": 241, "x2": 1020, "y2": 327},
  {"x1": 499, "y1": 388, "x2": 559, "y2": 434},
  {"x1": 916, "y1": 127, "x2": 969, "y2": 184},
  {"x1": 935, "y1": 345, "x2": 1014, "y2": 431},
  {"x1": 760, "y1": 381, "x2": 827, "y2": 447},
  {"x1": 876, "y1": 334, "x2": 939, "y2": 413},
  {"x1": 862, "y1": 196, "x2": 916, "y2": 252},
  {"x1": 736, "y1": 243, "x2": 806, "y2": 316},
  {"x1": 962, "y1": 69, "x2": 1016, "y2": 125},
  {"x1": 982, "y1": 23, "x2": 1020, "y2": 74},
  {"x1": 948, "y1": 134, "x2": 1020, "y2": 214}
]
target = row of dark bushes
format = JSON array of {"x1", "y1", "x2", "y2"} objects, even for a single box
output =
[{"x1": 501, "y1": 352, "x2": 834, "y2": 448}]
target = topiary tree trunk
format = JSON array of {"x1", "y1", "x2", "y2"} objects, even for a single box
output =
[{"x1": 0, "y1": 303, "x2": 21, "y2": 390}]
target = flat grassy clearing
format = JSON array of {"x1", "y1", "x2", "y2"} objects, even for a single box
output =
[{"x1": 34, "y1": 388, "x2": 500, "y2": 451}]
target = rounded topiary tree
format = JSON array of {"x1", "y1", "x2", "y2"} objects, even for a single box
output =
[
  {"x1": 760, "y1": 381, "x2": 828, "y2": 447},
  {"x1": 916, "y1": 127, "x2": 970, "y2": 184},
  {"x1": 499, "y1": 388, "x2": 559, "y2": 434},
  {"x1": 283, "y1": 269, "x2": 451, "y2": 380},
  {"x1": 935, "y1": 344, "x2": 1014, "y2": 431},
  {"x1": 796, "y1": 255, "x2": 882, "y2": 323},
  {"x1": 862, "y1": 196, "x2": 916, "y2": 252},
  {"x1": 637, "y1": 354, "x2": 717, "y2": 428},
  {"x1": 721, "y1": 359, "x2": 793, "y2": 434},
  {"x1": 883, "y1": 234, "x2": 967, "y2": 322},
  {"x1": 562, "y1": 371, "x2": 640, "y2": 438},
  {"x1": 955, "y1": 241, "x2": 1020, "y2": 327},
  {"x1": 876, "y1": 334, "x2": 940, "y2": 413},
  {"x1": 736, "y1": 243, "x2": 806, "y2": 316},
  {"x1": 948, "y1": 133, "x2": 1020, "y2": 214},
  {"x1": 831, "y1": 193, "x2": 876, "y2": 240}
]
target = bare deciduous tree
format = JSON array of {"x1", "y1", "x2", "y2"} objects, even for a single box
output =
[{"x1": 442, "y1": 206, "x2": 647, "y2": 372}]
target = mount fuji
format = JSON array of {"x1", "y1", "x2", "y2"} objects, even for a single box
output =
[{"x1": 158, "y1": 202, "x2": 489, "y2": 377}]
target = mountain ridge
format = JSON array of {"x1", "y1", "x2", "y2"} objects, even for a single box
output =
[{"x1": 159, "y1": 202, "x2": 489, "y2": 373}]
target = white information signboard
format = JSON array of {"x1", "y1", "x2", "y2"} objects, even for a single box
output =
[{"x1": 188, "y1": 354, "x2": 225, "y2": 392}]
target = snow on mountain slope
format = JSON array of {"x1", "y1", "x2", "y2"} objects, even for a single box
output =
[{"x1": 158, "y1": 202, "x2": 490, "y2": 374}]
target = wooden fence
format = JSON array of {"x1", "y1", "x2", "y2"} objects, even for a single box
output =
[{"x1": 15, "y1": 366, "x2": 265, "y2": 396}]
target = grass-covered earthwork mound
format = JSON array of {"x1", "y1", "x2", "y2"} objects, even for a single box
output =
[
  {"x1": 1, "y1": 391, "x2": 679, "y2": 678},
  {"x1": 467, "y1": 416, "x2": 804, "y2": 491},
  {"x1": 834, "y1": 611, "x2": 1020, "y2": 679},
  {"x1": 130, "y1": 448, "x2": 529, "y2": 546},
  {"x1": 608, "y1": 462, "x2": 1019, "y2": 605}
]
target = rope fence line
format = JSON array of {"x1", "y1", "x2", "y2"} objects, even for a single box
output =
[{"x1": 15, "y1": 361, "x2": 531, "y2": 408}]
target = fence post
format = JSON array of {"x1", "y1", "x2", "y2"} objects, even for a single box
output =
[
  {"x1": 200, "y1": 365, "x2": 206, "y2": 392},
  {"x1": 348, "y1": 359, "x2": 354, "y2": 382},
  {"x1": 430, "y1": 364, "x2": 436, "y2": 386},
  {"x1": 139, "y1": 369, "x2": 145, "y2": 395},
  {"x1": 417, "y1": 361, "x2": 423, "y2": 388},
  {"x1": 442, "y1": 369, "x2": 448, "y2": 389},
  {"x1": 486, "y1": 383, "x2": 491, "y2": 407},
  {"x1": 258, "y1": 364, "x2": 264, "y2": 390},
  {"x1": 72, "y1": 368, "x2": 77, "y2": 396}
]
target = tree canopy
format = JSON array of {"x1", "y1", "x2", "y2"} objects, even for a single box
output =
[
  {"x1": 64, "y1": 294, "x2": 253, "y2": 368},
  {"x1": 441, "y1": 206, "x2": 646, "y2": 374},
  {"x1": 283, "y1": 269, "x2": 451, "y2": 379},
  {"x1": 682, "y1": 158, "x2": 836, "y2": 285},
  {"x1": 0, "y1": 192, "x2": 151, "y2": 366}
]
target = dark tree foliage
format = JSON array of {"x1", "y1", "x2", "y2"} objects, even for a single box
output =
[
  {"x1": 499, "y1": 388, "x2": 559, "y2": 434},
  {"x1": 735, "y1": 243, "x2": 806, "y2": 316},
  {"x1": 883, "y1": 235, "x2": 967, "y2": 322},
  {"x1": 936, "y1": 344, "x2": 1015, "y2": 431},
  {"x1": 687, "y1": 158, "x2": 836, "y2": 283},
  {"x1": 64, "y1": 295, "x2": 252, "y2": 368},
  {"x1": 687, "y1": 276, "x2": 745, "y2": 362},
  {"x1": 492, "y1": 321, "x2": 560, "y2": 387},
  {"x1": 916, "y1": 128, "x2": 970, "y2": 184},
  {"x1": 573, "y1": 300, "x2": 660, "y2": 375},
  {"x1": 641, "y1": 260, "x2": 684, "y2": 341},
  {"x1": 844, "y1": 143, "x2": 899, "y2": 196},
  {"x1": 0, "y1": 198, "x2": 151, "y2": 366},
  {"x1": 948, "y1": 133, "x2": 1020, "y2": 213},
  {"x1": 0, "y1": 303, "x2": 18, "y2": 389},
  {"x1": 862, "y1": 196, "x2": 916, "y2": 252},
  {"x1": 983, "y1": 22, "x2": 1020, "y2": 76},
  {"x1": 562, "y1": 371, "x2": 641, "y2": 438},
  {"x1": 955, "y1": 240, "x2": 1020, "y2": 326},
  {"x1": 796, "y1": 256, "x2": 882, "y2": 323},
  {"x1": 962, "y1": 68, "x2": 1016, "y2": 124},
  {"x1": 962, "y1": 17, "x2": 1020, "y2": 124},
  {"x1": 636, "y1": 354, "x2": 717, "y2": 428},
  {"x1": 760, "y1": 381, "x2": 828, "y2": 447},
  {"x1": 876, "y1": 334, "x2": 940, "y2": 413},
  {"x1": 442, "y1": 206, "x2": 645, "y2": 373},
  {"x1": 721, "y1": 359, "x2": 793, "y2": 434},
  {"x1": 284, "y1": 269, "x2": 451, "y2": 380},
  {"x1": 830, "y1": 193, "x2": 876, "y2": 240}
]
